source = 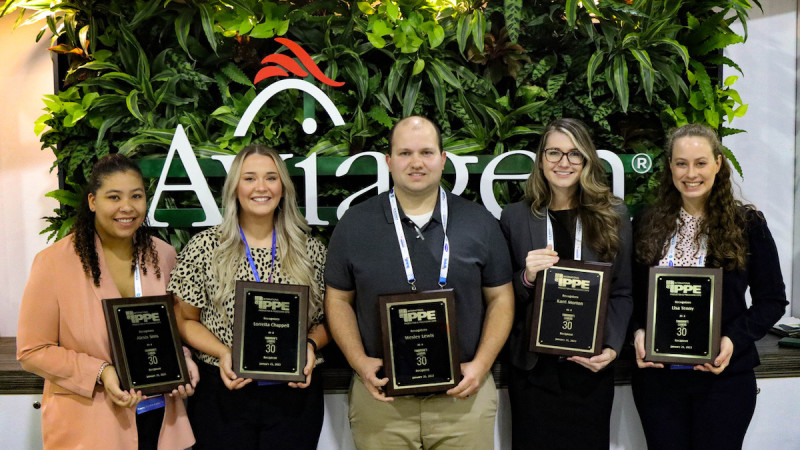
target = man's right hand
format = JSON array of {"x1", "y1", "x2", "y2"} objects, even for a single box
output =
[{"x1": 355, "y1": 355, "x2": 393, "y2": 402}]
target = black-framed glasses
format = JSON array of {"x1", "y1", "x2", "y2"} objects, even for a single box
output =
[{"x1": 543, "y1": 148, "x2": 585, "y2": 165}]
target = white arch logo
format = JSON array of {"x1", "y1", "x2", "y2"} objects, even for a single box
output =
[{"x1": 235, "y1": 37, "x2": 345, "y2": 136}]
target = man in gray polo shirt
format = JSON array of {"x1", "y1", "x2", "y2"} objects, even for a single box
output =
[{"x1": 325, "y1": 116, "x2": 514, "y2": 449}]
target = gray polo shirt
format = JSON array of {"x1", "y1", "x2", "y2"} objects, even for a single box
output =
[{"x1": 325, "y1": 190, "x2": 512, "y2": 362}]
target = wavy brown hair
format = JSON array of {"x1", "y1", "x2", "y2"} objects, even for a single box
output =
[
  {"x1": 72, "y1": 154, "x2": 160, "y2": 286},
  {"x1": 635, "y1": 124, "x2": 750, "y2": 270},
  {"x1": 525, "y1": 118, "x2": 622, "y2": 261}
]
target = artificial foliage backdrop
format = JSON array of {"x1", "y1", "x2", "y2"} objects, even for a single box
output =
[{"x1": 1, "y1": 0, "x2": 758, "y2": 248}]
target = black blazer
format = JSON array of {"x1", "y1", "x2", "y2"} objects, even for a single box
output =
[
  {"x1": 499, "y1": 200, "x2": 634, "y2": 371},
  {"x1": 631, "y1": 207, "x2": 787, "y2": 375}
]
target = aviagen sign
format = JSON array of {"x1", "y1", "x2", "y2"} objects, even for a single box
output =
[{"x1": 145, "y1": 38, "x2": 650, "y2": 228}]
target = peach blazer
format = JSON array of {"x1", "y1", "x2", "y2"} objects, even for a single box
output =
[{"x1": 17, "y1": 234, "x2": 194, "y2": 450}]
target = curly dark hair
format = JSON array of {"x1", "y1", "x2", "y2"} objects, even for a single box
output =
[
  {"x1": 72, "y1": 154, "x2": 161, "y2": 286},
  {"x1": 635, "y1": 124, "x2": 751, "y2": 270}
]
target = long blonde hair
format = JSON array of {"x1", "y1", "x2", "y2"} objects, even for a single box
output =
[
  {"x1": 525, "y1": 118, "x2": 622, "y2": 261},
  {"x1": 211, "y1": 145, "x2": 319, "y2": 320}
]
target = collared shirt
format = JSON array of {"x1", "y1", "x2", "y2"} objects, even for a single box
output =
[{"x1": 325, "y1": 190, "x2": 512, "y2": 362}]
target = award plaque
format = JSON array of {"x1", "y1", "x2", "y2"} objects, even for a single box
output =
[
  {"x1": 528, "y1": 260, "x2": 612, "y2": 357},
  {"x1": 378, "y1": 290, "x2": 461, "y2": 396},
  {"x1": 645, "y1": 267, "x2": 722, "y2": 365},
  {"x1": 102, "y1": 295, "x2": 189, "y2": 395},
  {"x1": 232, "y1": 281, "x2": 309, "y2": 382}
]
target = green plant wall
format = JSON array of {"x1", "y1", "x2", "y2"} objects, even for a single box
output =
[{"x1": 1, "y1": 0, "x2": 759, "y2": 247}]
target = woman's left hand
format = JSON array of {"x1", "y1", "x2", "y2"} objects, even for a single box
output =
[
  {"x1": 568, "y1": 347, "x2": 617, "y2": 373},
  {"x1": 288, "y1": 341, "x2": 316, "y2": 389},
  {"x1": 695, "y1": 336, "x2": 733, "y2": 374},
  {"x1": 169, "y1": 349, "x2": 200, "y2": 399}
]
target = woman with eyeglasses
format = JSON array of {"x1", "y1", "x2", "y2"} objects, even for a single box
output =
[
  {"x1": 630, "y1": 124, "x2": 787, "y2": 449},
  {"x1": 499, "y1": 118, "x2": 632, "y2": 449}
]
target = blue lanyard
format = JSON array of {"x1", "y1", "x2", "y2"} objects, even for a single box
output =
[
  {"x1": 134, "y1": 262, "x2": 165, "y2": 414},
  {"x1": 388, "y1": 187, "x2": 450, "y2": 290},
  {"x1": 238, "y1": 226, "x2": 276, "y2": 283}
]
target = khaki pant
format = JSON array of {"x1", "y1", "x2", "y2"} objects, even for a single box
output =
[{"x1": 348, "y1": 373, "x2": 497, "y2": 449}]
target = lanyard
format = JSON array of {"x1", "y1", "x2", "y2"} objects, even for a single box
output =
[
  {"x1": 388, "y1": 187, "x2": 450, "y2": 290},
  {"x1": 546, "y1": 210, "x2": 583, "y2": 261},
  {"x1": 133, "y1": 264, "x2": 142, "y2": 297},
  {"x1": 134, "y1": 261, "x2": 164, "y2": 412},
  {"x1": 666, "y1": 227, "x2": 707, "y2": 267},
  {"x1": 238, "y1": 226, "x2": 276, "y2": 283}
]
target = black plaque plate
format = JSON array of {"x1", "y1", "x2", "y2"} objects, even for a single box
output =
[
  {"x1": 645, "y1": 267, "x2": 722, "y2": 365},
  {"x1": 102, "y1": 295, "x2": 189, "y2": 395},
  {"x1": 379, "y1": 290, "x2": 461, "y2": 396},
  {"x1": 232, "y1": 281, "x2": 308, "y2": 382},
  {"x1": 528, "y1": 260, "x2": 612, "y2": 357}
]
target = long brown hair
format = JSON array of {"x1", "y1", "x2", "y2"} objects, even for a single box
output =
[
  {"x1": 525, "y1": 118, "x2": 622, "y2": 261},
  {"x1": 72, "y1": 154, "x2": 160, "y2": 286},
  {"x1": 635, "y1": 124, "x2": 750, "y2": 270}
]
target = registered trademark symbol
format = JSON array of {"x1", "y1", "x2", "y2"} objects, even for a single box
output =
[{"x1": 632, "y1": 153, "x2": 653, "y2": 174}]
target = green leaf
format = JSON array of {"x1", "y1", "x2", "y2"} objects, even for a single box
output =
[
  {"x1": 581, "y1": 0, "x2": 604, "y2": 19},
  {"x1": 95, "y1": 116, "x2": 122, "y2": 149},
  {"x1": 386, "y1": 1, "x2": 400, "y2": 21},
  {"x1": 565, "y1": 0, "x2": 578, "y2": 27},
  {"x1": 429, "y1": 59, "x2": 461, "y2": 89},
  {"x1": 412, "y1": 58, "x2": 425, "y2": 76},
  {"x1": 126, "y1": 90, "x2": 144, "y2": 122},
  {"x1": 724, "y1": 75, "x2": 738, "y2": 87},
  {"x1": 444, "y1": 139, "x2": 484, "y2": 155},
  {"x1": 690, "y1": 61, "x2": 714, "y2": 110},
  {"x1": 366, "y1": 32, "x2": 387, "y2": 48},
  {"x1": 655, "y1": 38, "x2": 689, "y2": 69},
  {"x1": 428, "y1": 24, "x2": 445, "y2": 48},
  {"x1": 471, "y1": 10, "x2": 485, "y2": 50},
  {"x1": 34, "y1": 113, "x2": 50, "y2": 135},
  {"x1": 426, "y1": 69, "x2": 445, "y2": 116},
  {"x1": 175, "y1": 8, "x2": 194, "y2": 58},
  {"x1": 504, "y1": 0, "x2": 522, "y2": 43},
  {"x1": 367, "y1": 104, "x2": 393, "y2": 128},
  {"x1": 402, "y1": 79, "x2": 421, "y2": 117},
  {"x1": 199, "y1": 4, "x2": 218, "y2": 53},
  {"x1": 586, "y1": 51, "x2": 605, "y2": 94},
  {"x1": 457, "y1": 13, "x2": 470, "y2": 54},
  {"x1": 612, "y1": 55, "x2": 629, "y2": 112},
  {"x1": 250, "y1": 22, "x2": 276, "y2": 39},
  {"x1": 221, "y1": 63, "x2": 254, "y2": 87}
]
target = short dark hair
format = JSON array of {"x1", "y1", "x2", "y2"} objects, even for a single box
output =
[{"x1": 387, "y1": 116, "x2": 443, "y2": 154}]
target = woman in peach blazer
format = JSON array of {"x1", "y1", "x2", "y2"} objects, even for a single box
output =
[{"x1": 17, "y1": 155, "x2": 195, "y2": 449}]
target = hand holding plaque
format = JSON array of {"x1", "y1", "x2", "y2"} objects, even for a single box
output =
[
  {"x1": 645, "y1": 267, "x2": 722, "y2": 365},
  {"x1": 102, "y1": 295, "x2": 189, "y2": 396},
  {"x1": 379, "y1": 290, "x2": 461, "y2": 396},
  {"x1": 528, "y1": 260, "x2": 612, "y2": 357},
  {"x1": 232, "y1": 281, "x2": 309, "y2": 382}
]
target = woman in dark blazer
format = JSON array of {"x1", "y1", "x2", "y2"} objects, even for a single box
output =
[
  {"x1": 499, "y1": 118, "x2": 632, "y2": 449},
  {"x1": 631, "y1": 123, "x2": 787, "y2": 449}
]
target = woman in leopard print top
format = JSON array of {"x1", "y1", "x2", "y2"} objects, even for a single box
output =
[{"x1": 169, "y1": 145, "x2": 329, "y2": 449}]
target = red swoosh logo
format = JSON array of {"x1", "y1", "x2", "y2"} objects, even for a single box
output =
[{"x1": 254, "y1": 37, "x2": 345, "y2": 87}]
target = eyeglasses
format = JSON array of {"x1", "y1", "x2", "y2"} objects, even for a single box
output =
[{"x1": 543, "y1": 148, "x2": 585, "y2": 165}]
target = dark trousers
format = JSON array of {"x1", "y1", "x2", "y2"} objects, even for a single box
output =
[
  {"x1": 509, "y1": 357, "x2": 615, "y2": 450},
  {"x1": 136, "y1": 400, "x2": 165, "y2": 450},
  {"x1": 631, "y1": 368, "x2": 757, "y2": 450},
  {"x1": 189, "y1": 360, "x2": 324, "y2": 450}
]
